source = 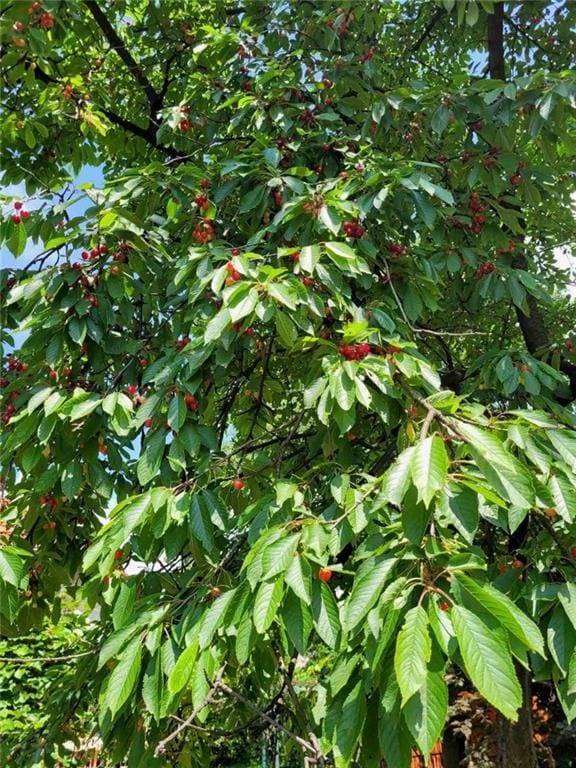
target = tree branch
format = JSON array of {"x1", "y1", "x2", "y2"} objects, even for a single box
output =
[
  {"x1": 215, "y1": 680, "x2": 317, "y2": 756},
  {"x1": 84, "y1": 0, "x2": 160, "y2": 111}
]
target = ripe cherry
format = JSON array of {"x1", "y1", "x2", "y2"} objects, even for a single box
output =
[
  {"x1": 11, "y1": 214, "x2": 21, "y2": 224},
  {"x1": 318, "y1": 568, "x2": 333, "y2": 583},
  {"x1": 14, "y1": 201, "x2": 23, "y2": 210},
  {"x1": 127, "y1": 384, "x2": 138, "y2": 396},
  {"x1": 571, "y1": 546, "x2": 576, "y2": 558},
  {"x1": 113, "y1": 549, "x2": 123, "y2": 560},
  {"x1": 48, "y1": 370, "x2": 58, "y2": 380},
  {"x1": 21, "y1": 210, "x2": 30, "y2": 219},
  {"x1": 143, "y1": 418, "x2": 153, "y2": 428},
  {"x1": 510, "y1": 174, "x2": 521, "y2": 186},
  {"x1": 232, "y1": 477, "x2": 245, "y2": 491},
  {"x1": 512, "y1": 559, "x2": 523, "y2": 569}
]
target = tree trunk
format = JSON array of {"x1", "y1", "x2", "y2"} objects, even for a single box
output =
[{"x1": 495, "y1": 663, "x2": 537, "y2": 768}]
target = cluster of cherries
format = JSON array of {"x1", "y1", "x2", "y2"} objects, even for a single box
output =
[
  {"x1": 10, "y1": 201, "x2": 30, "y2": 224},
  {"x1": 174, "y1": 336, "x2": 191, "y2": 350},
  {"x1": 5, "y1": 356, "x2": 28, "y2": 373},
  {"x1": 387, "y1": 241, "x2": 408, "y2": 257},
  {"x1": 193, "y1": 219, "x2": 214, "y2": 243},
  {"x1": 184, "y1": 393, "x2": 199, "y2": 411},
  {"x1": 225, "y1": 260, "x2": 242, "y2": 285},
  {"x1": 338, "y1": 342, "x2": 372, "y2": 360},
  {"x1": 81, "y1": 244, "x2": 108, "y2": 261},
  {"x1": 14, "y1": 3, "x2": 55, "y2": 30},
  {"x1": 194, "y1": 193, "x2": 209, "y2": 211},
  {"x1": 343, "y1": 220, "x2": 365, "y2": 239},
  {"x1": 359, "y1": 48, "x2": 374, "y2": 63},
  {"x1": 39, "y1": 494, "x2": 58, "y2": 509},
  {"x1": 476, "y1": 262, "x2": 496, "y2": 278},
  {"x1": 496, "y1": 239, "x2": 516, "y2": 257}
]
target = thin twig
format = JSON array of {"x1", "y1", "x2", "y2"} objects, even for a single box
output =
[
  {"x1": 0, "y1": 649, "x2": 94, "y2": 664},
  {"x1": 155, "y1": 666, "x2": 226, "y2": 756},
  {"x1": 215, "y1": 680, "x2": 317, "y2": 756}
]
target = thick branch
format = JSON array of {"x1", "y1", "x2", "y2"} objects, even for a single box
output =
[
  {"x1": 486, "y1": 2, "x2": 576, "y2": 401},
  {"x1": 84, "y1": 0, "x2": 159, "y2": 110}
]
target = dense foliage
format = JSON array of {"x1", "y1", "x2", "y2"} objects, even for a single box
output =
[{"x1": 1, "y1": 1, "x2": 576, "y2": 766}]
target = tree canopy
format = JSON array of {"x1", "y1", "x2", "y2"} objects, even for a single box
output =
[{"x1": 1, "y1": 1, "x2": 576, "y2": 766}]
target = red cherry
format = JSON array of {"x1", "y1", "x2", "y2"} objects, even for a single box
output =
[
  {"x1": 245, "y1": 327, "x2": 255, "y2": 337},
  {"x1": 498, "y1": 564, "x2": 508, "y2": 574},
  {"x1": 126, "y1": 384, "x2": 138, "y2": 396},
  {"x1": 139, "y1": 357, "x2": 149, "y2": 368},
  {"x1": 113, "y1": 549, "x2": 123, "y2": 561},
  {"x1": 231, "y1": 248, "x2": 241, "y2": 256},
  {"x1": 184, "y1": 393, "x2": 199, "y2": 411},
  {"x1": 20, "y1": 210, "x2": 30, "y2": 219},
  {"x1": 48, "y1": 370, "x2": 58, "y2": 380},
  {"x1": 439, "y1": 602, "x2": 450, "y2": 612},
  {"x1": 570, "y1": 546, "x2": 576, "y2": 558},
  {"x1": 512, "y1": 559, "x2": 524, "y2": 569},
  {"x1": 143, "y1": 418, "x2": 153, "y2": 428},
  {"x1": 318, "y1": 568, "x2": 332, "y2": 583},
  {"x1": 232, "y1": 477, "x2": 245, "y2": 491},
  {"x1": 13, "y1": 201, "x2": 23, "y2": 210},
  {"x1": 11, "y1": 214, "x2": 21, "y2": 224},
  {"x1": 225, "y1": 261, "x2": 235, "y2": 274},
  {"x1": 510, "y1": 174, "x2": 521, "y2": 186}
]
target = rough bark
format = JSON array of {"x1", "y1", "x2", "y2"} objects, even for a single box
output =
[
  {"x1": 487, "y1": 6, "x2": 538, "y2": 768},
  {"x1": 496, "y1": 664, "x2": 538, "y2": 768}
]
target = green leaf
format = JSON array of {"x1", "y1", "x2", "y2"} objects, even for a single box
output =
[
  {"x1": 142, "y1": 653, "x2": 163, "y2": 721},
  {"x1": 378, "y1": 670, "x2": 413, "y2": 768},
  {"x1": 7, "y1": 223, "x2": 27, "y2": 257},
  {"x1": 378, "y1": 446, "x2": 416, "y2": 507},
  {"x1": 137, "y1": 430, "x2": 166, "y2": 485},
  {"x1": 300, "y1": 244, "x2": 321, "y2": 273},
  {"x1": 343, "y1": 557, "x2": 396, "y2": 632},
  {"x1": 404, "y1": 671, "x2": 447, "y2": 759},
  {"x1": 261, "y1": 534, "x2": 300, "y2": 579},
  {"x1": 335, "y1": 681, "x2": 367, "y2": 763},
  {"x1": 452, "y1": 605, "x2": 522, "y2": 721},
  {"x1": 394, "y1": 606, "x2": 431, "y2": 704},
  {"x1": 437, "y1": 483, "x2": 479, "y2": 543},
  {"x1": 69, "y1": 394, "x2": 102, "y2": 421},
  {"x1": 275, "y1": 310, "x2": 298, "y2": 347},
  {"x1": 325, "y1": 241, "x2": 357, "y2": 260},
  {"x1": 199, "y1": 589, "x2": 237, "y2": 649},
  {"x1": 319, "y1": 206, "x2": 341, "y2": 235},
  {"x1": 0, "y1": 548, "x2": 24, "y2": 587},
  {"x1": 558, "y1": 584, "x2": 576, "y2": 631},
  {"x1": 283, "y1": 591, "x2": 313, "y2": 654},
  {"x1": 455, "y1": 574, "x2": 544, "y2": 655},
  {"x1": 253, "y1": 578, "x2": 284, "y2": 633},
  {"x1": 61, "y1": 463, "x2": 82, "y2": 500},
  {"x1": 103, "y1": 636, "x2": 142, "y2": 718},
  {"x1": 549, "y1": 474, "x2": 576, "y2": 522},
  {"x1": 312, "y1": 580, "x2": 341, "y2": 648},
  {"x1": 330, "y1": 369, "x2": 356, "y2": 412},
  {"x1": 285, "y1": 553, "x2": 311, "y2": 604},
  {"x1": 168, "y1": 394, "x2": 186, "y2": 431},
  {"x1": 204, "y1": 309, "x2": 231, "y2": 344},
  {"x1": 411, "y1": 436, "x2": 449, "y2": 507},
  {"x1": 168, "y1": 640, "x2": 199, "y2": 694},
  {"x1": 401, "y1": 487, "x2": 431, "y2": 545},
  {"x1": 268, "y1": 282, "x2": 298, "y2": 310},
  {"x1": 547, "y1": 605, "x2": 576, "y2": 676}
]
